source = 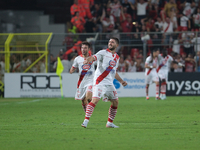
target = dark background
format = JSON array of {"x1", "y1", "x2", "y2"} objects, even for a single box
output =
[{"x1": 0, "y1": 0, "x2": 74, "y2": 23}]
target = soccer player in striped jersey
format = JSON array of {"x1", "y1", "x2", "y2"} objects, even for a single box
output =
[
  {"x1": 157, "y1": 50, "x2": 173, "y2": 100},
  {"x1": 145, "y1": 48, "x2": 160, "y2": 100},
  {"x1": 70, "y1": 41, "x2": 95, "y2": 112},
  {"x1": 81, "y1": 37, "x2": 127, "y2": 128}
]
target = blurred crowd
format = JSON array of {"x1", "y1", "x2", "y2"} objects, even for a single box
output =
[
  {"x1": 65, "y1": 0, "x2": 200, "y2": 72},
  {"x1": 69, "y1": 0, "x2": 200, "y2": 34}
]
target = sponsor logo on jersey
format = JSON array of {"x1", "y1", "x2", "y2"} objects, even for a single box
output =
[
  {"x1": 82, "y1": 64, "x2": 91, "y2": 70},
  {"x1": 109, "y1": 60, "x2": 116, "y2": 67}
]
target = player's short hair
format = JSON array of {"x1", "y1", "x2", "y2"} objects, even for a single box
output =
[
  {"x1": 81, "y1": 41, "x2": 91, "y2": 48},
  {"x1": 110, "y1": 37, "x2": 119, "y2": 44},
  {"x1": 152, "y1": 47, "x2": 160, "y2": 52}
]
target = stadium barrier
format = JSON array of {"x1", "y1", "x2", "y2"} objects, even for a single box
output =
[
  {"x1": 167, "y1": 72, "x2": 200, "y2": 96},
  {"x1": 4, "y1": 72, "x2": 156, "y2": 98},
  {"x1": 5, "y1": 72, "x2": 200, "y2": 98},
  {"x1": 0, "y1": 33, "x2": 52, "y2": 73}
]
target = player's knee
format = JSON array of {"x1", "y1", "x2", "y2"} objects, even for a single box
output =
[
  {"x1": 162, "y1": 79, "x2": 166, "y2": 83},
  {"x1": 91, "y1": 98, "x2": 99, "y2": 105},
  {"x1": 82, "y1": 98, "x2": 87, "y2": 105},
  {"x1": 112, "y1": 99, "x2": 119, "y2": 107},
  {"x1": 86, "y1": 96, "x2": 91, "y2": 103}
]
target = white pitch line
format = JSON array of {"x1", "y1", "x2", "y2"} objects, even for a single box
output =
[
  {"x1": 16, "y1": 99, "x2": 46, "y2": 104},
  {"x1": 0, "y1": 99, "x2": 47, "y2": 105}
]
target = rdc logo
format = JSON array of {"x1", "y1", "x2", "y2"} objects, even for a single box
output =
[
  {"x1": 113, "y1": 79, "x2": 120, "y2": 89},
  {"x1": 109, "y1": 60, "x2": 116, "y2": 67},
  {"x1": 82, "y1": 64, "x2": 91, "y2": 71}
]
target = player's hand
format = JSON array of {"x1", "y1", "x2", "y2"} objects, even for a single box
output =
[
  {"x1": 83, "y1": 60, "x2": 89, "y2": 64},
  {"x1": 121, "y1": 81, "x2": 127, "y2": 87}
]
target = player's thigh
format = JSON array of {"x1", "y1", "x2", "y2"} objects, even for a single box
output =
[
  {"x1": 85, "y1": 85, "x2": 93, "y2": 100},
  {"x1": 145, "y1": 74, "x2": 152, "y2": 84},
  {"x1": 165, "y1": 72, "x2": 168, "y2": 83},
  {"x1": 103, "y1": 85, "x2": 118, "y2": 101},
  {"x1": 91, "y1": 85, "x2": 101, "y2": 104},
  {"x1": 92, "y1": 85, "x2": 103, "y2": 102},
  {"x1": 75, "y1": 87, "x2": 87, "y2": 100}
]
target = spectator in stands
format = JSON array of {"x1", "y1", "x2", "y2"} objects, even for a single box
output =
[
  {"x1": 195, "y1": 51, "x2": 200, "y2": 72},
  {"x1": 0, "y1": 55, "x2": 5, "y2": 75},
  {"x1": 32, "y1": 62, "x2": 40, "y2": 73},
  {"x1": 108, "y1": 0, "x2": 121, "y2": 23},
  {"x1": 120, "y1": 6, "x2": 131, "y2": 23},
  {"x1": 71, "y1": 11, "x2": 86, "y2": 33},
  {"x1": 101, "y1": 7, "x2": 115, "y2": 33},
  {"x1": 39, "y1": 57, "x2": 46, "y2": 73},
  {"x1": 132, "y1": 21, "x2": 141, "y2": 37},
  {"x1": 135, "y1": 0, "x2": 151, "y2": 25},
  {"x1": 181, "y1": 30, "x2": 195, "y2": 56},
  {"x1": 182, "y1": 1, "x2": 196, "y2": 19},
  {"x1": 12, "y1": 55, "x2": 21, "y2": 72},
  {"x1": 70, "y1": 0, "x2": 85, "y2": 18},
  {"x1": 145, "y1": 17, "x2": 155, "y2": 32},
  {"x1": 121, "y1": 0, "x2": 135, "y2": 16},
  {"x1": 120, "y1": 11, "x2": 133, "y2": 44},
  {"x1": 128, "y1": 59, "x2": 137, "y2": 72},
  {"x1": 172, "y1": 33, "x2": 182, "y2": 54},
  {"x1": 26, "y1": 55, "x2": 32, "y2": 69},
  {"x1": 135, "y1": 55, "x2": 144, "y2": 72},
  {"x1": 173, "y1": 53, "x2": 185, "y2": 72},
  {"x1": 125, "y1": 55, "x2": 132, "y2": 71},
  {"x1": 191, "y1": 31, "x2": 200, "y2": 52},
  {"x1": 50, "y1": 54, "x2": 57, "y2": 72},
  {"x1": 65, "y1": 40, "x2": 82, "y2": 57},
  {"x1": 162, "y1": 16, "x2": 174, "y2": 46},
  {"x1": 180, "y1": 13, "x2": 191, "y2": 31},
  {"x1": 20, "y1": 55, "x2": 27, "y2": 72},
  {"x1": 85, "y1": 17, "x2": 97, "y2": 33},
  {"x1": 193, "y1": 7, "x2": 200, "y2": 29},
  {"x1": 91, "y1": 2, "x2": 104, "y2": 32},
  {"x1": 154, "y1": 16, "x2": 164, "y2": 31},
  {"x1": 118, "y1": 56, "x2": 126, "y2": 72},
  {"x1": 185, "y1": 53, "x2": 196, "y2": 72},
  {"x1": 161, "y1": 0, "x2": 177, "y2": 20},
  {"x1": 78, "y1": 0, "x2": 93, "y2": 19},
  {"x1": 148, "y1": 0, "x2": 159, "y2": 20}
]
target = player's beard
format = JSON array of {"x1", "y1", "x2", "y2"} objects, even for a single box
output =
[
  {"x1": 109, "y1": 45, "x2": 116, "y2": 51},
  {"x1": 82, "y1": 51, "x2": 88, "y2": 56}
]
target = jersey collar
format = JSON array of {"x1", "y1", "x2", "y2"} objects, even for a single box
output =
[{"x1": 106, "y1": 48, "x2": 116, "y2": 56}]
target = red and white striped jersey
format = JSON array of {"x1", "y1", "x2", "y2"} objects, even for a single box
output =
[
  {"x1": 72, "y1": 55, "x2": 95, "y2": 88},
  {"x1": 93, "y1": 49, "x2": 119, "y2": 85},
  {"x1": 145, "y1": 55, "x2": 158, "y2": 75},
  {"x1": 157, "y1": 54, "x2": 173, "y2": 72}
]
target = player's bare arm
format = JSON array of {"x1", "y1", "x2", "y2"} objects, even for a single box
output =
[
  {"x1": 145, "y1": 63, "x2": 156, "y2": 69},
  {"x1": 83, "y1": 56, "x2": 95, "y2": 64},
  {"x1": 115, "y1": 72, "x2": 127, "y2": 87},
  {"x1": 69, "y1": 67, "x2": 76, "y2": 74}
]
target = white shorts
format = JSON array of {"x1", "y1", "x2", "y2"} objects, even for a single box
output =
[
  {"x1": 92, "y1": 84, "x2": 118, "y2": 102},
  {"x1": 158, "y1": 70, "x2": 168, "y2": 82},
  {"x1": 145, "y1": 71, "x2": 159, "y2": 84},
  {"x1": 75, "y1": 85, "x2": 93, "y2": 100}
]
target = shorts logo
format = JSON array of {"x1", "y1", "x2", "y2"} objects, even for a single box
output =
[
  {"x1": 109, "y1": 60, "x2": 116, "y2": 67},
  {"x1": 82, "y1": 64, "x2": 91, "y2": 71}
]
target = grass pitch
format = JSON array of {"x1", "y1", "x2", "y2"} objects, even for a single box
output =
[{"x1": 0, "y1": 97, "x2": 200, "y2": 150}]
